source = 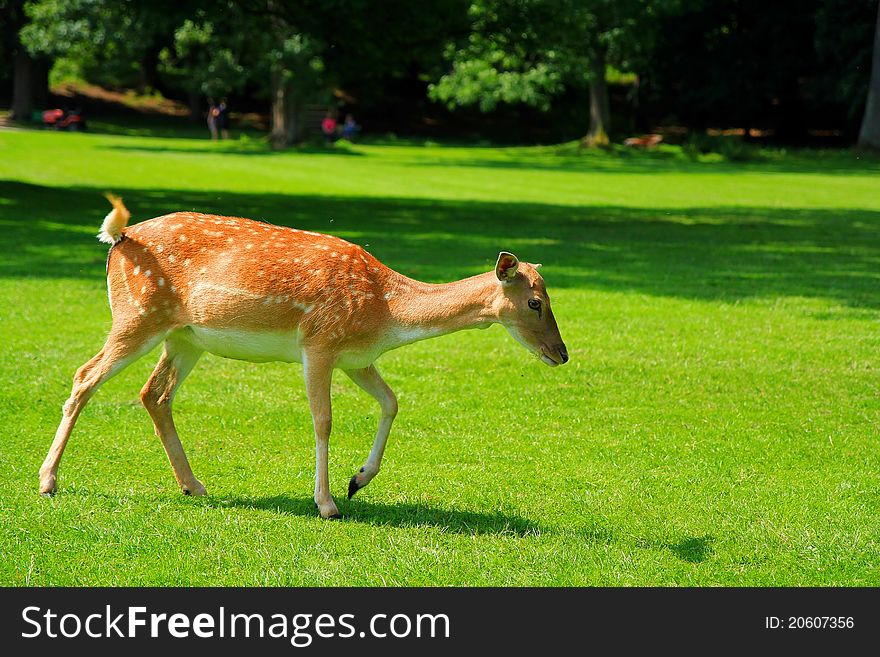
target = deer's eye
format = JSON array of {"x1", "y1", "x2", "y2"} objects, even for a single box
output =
[{"x1": 528, "y1": 298, "x2": 541, "y2": 311}]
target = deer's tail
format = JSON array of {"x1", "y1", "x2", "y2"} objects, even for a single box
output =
[{"x1": 97, "y1": 193, "x2": 131, "y2": 245}]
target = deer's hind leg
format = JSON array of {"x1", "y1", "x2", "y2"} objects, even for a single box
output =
[
  {"x1": 40, "y1": 326, "x2": 165, "y2": 495},
  {"x1": 140, "y1": 332, "x2": 205, "y2": 496}
]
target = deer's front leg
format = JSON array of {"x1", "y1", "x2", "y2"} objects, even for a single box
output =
[
  {"x1": 344, "y1": 365, "x2": 398, "y2": 499},
  {"x1": 303, "y1": 350, "x2": 340, "y2": 519}
]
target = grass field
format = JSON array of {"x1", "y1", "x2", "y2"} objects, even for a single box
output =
[{"x1": 0, "y1": 128, "x2": 878, "y2": 586}]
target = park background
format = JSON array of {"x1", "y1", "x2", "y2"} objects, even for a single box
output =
[{"x1": 0, "y1": 0, "x2": 878, "y2": 585}]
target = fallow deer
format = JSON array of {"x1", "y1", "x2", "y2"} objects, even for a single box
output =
[{"x1": 40, "y1": 196, "x2": 569, "y2": 518}]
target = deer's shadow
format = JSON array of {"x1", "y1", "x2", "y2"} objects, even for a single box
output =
[{"x1": 211, "y1": 494, "x2": 547, "y2": 536}]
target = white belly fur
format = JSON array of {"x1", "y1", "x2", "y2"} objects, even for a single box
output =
[
  {"x1": 183, "y1": 326, "x2": 386, "y2": 370},
  {"x1": 187, "y1": 326, "x2": 304, "y2": 363}
]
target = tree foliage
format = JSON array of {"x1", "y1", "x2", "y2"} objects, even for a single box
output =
[
  {"x1": 429, "y1": 0, "x2": 657, "y2": 144},
  {"x1": 21, "y1": 0, "x2": 187, "y2": 89}
]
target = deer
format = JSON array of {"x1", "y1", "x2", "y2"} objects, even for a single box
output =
[{"x1": 39, "y1": 196, "x2": 569, "y2": 519}]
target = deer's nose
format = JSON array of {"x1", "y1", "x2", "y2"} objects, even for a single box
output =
[{"x1": 556, "y1": 344, "x2": 569, "y2": 364}]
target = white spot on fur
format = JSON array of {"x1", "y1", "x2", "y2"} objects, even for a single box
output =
[
  {"x1": 144, "y1": 270, "x2": 151, "y2": 277},
  {"x1": 157, "y1": 244, "x2": 164, "y2": 253},
  {"x1": 133, "y1": 265, "x2": 141, "y2": 275},
  {"x1": 179, "y1": 234, "x2": 187, "y2": 242},
  {"x1": 158, "y1": 278, "x2": 165, "y2": 287},
  {"x1": 168, "y1": 254, "x2": 176, "y2": 263}
]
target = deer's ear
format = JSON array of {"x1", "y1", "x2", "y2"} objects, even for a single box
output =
[{"x1": 495, "y1": 252, "x2": 519, "y2": 282}]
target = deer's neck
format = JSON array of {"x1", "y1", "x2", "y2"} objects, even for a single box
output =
[{"x1": 384, "y1": 272, "x2": 499, "y2": 349}]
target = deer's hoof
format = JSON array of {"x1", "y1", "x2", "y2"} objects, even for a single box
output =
[
  {"x1": 39, "y1": 475, "x2": 57, "y2": 497},
  {"x1": 182, "y1": 480, "x2": 207, "y2": 497},
  {"x1": 317, "y1": 500, "x2": 341, "y2": 519},
  {"x1": 348, "y1": 475, "x2": 361, "y2": 500}
]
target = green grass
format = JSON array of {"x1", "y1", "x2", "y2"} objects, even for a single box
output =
[{"x1": 0, "y1": 129, "x2": 879, "y2": 586}]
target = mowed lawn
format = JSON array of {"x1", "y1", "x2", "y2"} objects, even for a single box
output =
[{"x1": 0, "y1": 129, "x2": 878, "y2": 586}]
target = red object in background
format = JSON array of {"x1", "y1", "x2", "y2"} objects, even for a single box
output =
[
  {"x1": 42, "y1": 108, "x2": 86, "y2": 131},
  {"x1": 42, "y1": 109, "x2": 64, "y2": 125}
]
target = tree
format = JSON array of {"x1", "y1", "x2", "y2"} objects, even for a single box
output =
[
  {"x1": 263, "y1": 27, "x2": 327, "y2": 149},
  {"x1": 251, "y1": 0, "x2": 466, "y2": 148},
  {"x1": 4, "y1": 0, "x2": 50, "y2": 120},
  {"x1": 19, "y1": 0, "x2": 334, "y2": 146},
  {"x1": 158, "y1": 6, "x2": 250, "y2": 118},
  {"x1": 21, "y1": 0, "x2": 199, "y2": 111},
  {"x1": 858, "y1": 0, "x2": 880, "y2": 150},
  {"x1": 194, "y1": 0, "x2": 331, "y2": 148},
  {"x1": 429, "y1": 0, "x2": 656, "y2": 146}
]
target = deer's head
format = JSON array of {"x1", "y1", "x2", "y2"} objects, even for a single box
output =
[{"x1": 493, "y1": 252, "x2": 568, "y2": 367}]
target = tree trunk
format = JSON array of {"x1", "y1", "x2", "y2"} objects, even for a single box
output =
[
  {"x1": 858, "y1": 1, "x2": 880, "y2": 150},
  {"x1": 583, "y1": 50, "x2": 611, "y2": 148},
  {"x1": 11, "y1": 49, "x2": 36, "y2": 121},
  {"x1": 270, "y1": 68, "x2": 289, "y2": 149},
  {"x1": 11, "y1": 50, "x2": 50, "y2": 121},
  {"x1": 271, "y1": 69, "x2": 306, "y2": 149}
]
